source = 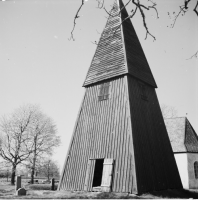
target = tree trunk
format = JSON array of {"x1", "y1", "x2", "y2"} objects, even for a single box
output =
[
  {"x1": 31, "y1": 136, "x2": 38, "y2": 184},
  {"x1": 30, "y1": 153, "x2": 37, "y2": 184},
  {"x1": 48, "y1": 170, "x2": 50, "y2": 181},
  {"x1": 30, "y1": 167, "x2": 35, "y2": 184},
  {"x1": 48, "y1": 164, "x2": 50, "y2": 181},
  {"x1": 11, "y1": 165, "x2": 16, "y2": 185}
]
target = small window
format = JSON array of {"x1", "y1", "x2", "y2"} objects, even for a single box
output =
[
  {"x1": 98, "y1": 82, "x2": 110, "y2": 101},
  {"x1": 139, "y1": 82, "x2": 148, "y2": 101},
  {"x1": 194, "y1": 161, "x2": 198, "y2": 179}
]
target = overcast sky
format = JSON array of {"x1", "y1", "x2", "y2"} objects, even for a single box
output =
[{"x1": 0, "y1": 0, "x2": 197, "y2": 170}]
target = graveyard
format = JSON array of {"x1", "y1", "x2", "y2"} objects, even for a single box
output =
[
  {"x1": 0, "y1": 0, "x2": 197, "y2": 198},
  {"x1": 1, "y1": 178, "x2": 198, "y2": 199}
]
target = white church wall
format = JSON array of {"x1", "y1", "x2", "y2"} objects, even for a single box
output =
[
  {"x1": 187, "y1": 153, "x2": 198, "y2": 189},
  {"x1": 174, "y1": 153, "x2": 189, "y2": 189}
]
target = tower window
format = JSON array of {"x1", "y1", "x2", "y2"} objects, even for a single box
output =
[
  {"x1": 98, "y1": 82, "x2": 110, "y2": 101},
  {"x1": 194, "y1": 161, "x2": 198, "y2": 179}
]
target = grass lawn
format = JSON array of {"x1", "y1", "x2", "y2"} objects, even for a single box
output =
[{"x1": 1, "y1": 180, "x2": 198, "y2": 199}]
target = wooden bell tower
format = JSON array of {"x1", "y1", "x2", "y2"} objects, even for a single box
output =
[{"x1": 58, "y1": 0, "x2": 182, "y2": 194}]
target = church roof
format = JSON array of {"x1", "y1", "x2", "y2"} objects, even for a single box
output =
[
  {"x1": 164, "y1": 117, "x2": 198, "y2": 153},
  {"x1": 83, "y1": 0, "x2": 157, "y2": 88}
]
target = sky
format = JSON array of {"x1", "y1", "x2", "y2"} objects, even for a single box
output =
[{"x1": 0, "y1": 0, "x2": 197, "y2": 171}]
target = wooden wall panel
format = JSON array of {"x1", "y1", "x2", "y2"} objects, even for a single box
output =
[
  {"x1": 59, "y1": 0, "x2": 182, "y2": 193},
  {"x1": 87, "y1": 160, "x2": 96, "y2": 191},
  {"x1": 59, "y1": 76, "x2": 137, "y2": 193},
  {"x1": 59, "y1": 74, "x2": 182, "y2": 194},
  {"x1": 126, "y1": 75, "x2": 182, "y2": 193}
]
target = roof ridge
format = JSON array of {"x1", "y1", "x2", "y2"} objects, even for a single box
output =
[{"x1": 164, "y1": 116, "x2": 186, "y2": 120}]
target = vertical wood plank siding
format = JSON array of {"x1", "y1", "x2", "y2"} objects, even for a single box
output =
[
  {"x1": 59, "y1": 0, "x2": 182, "y2": 194},
  {"x1": 59, "y1": 74, "x2": 182, "y2": 193},
  {"x1": 87, "y1": 160, "x2": 96, "y2": 191},
  {"x1": 59, "y1": 76, "x2": 137, "y2": 193},
  {"x1": 126, "y1": 75, "x2": 182, "y2": 193}
]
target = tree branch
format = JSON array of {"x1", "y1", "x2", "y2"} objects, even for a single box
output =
[
  {"x1": 146, "y1": 0, "x2": 159, "y2": 19},
  {"x1": 103, "y1": 0, "x2": 131, "y2": 18},
  {"x1": 69, "y1": 0, "x2": 85, "y2": 41},
  {"x1": 171, "y1": 5, "x2": 186, "y2": 28},
  {"x1": 194, "y1": 0, "x2": 198, "y2": 16},
  {"x1": 113, "y1": 6, "x2": 138, "y2": 37},
  {"x1": 96, "y1": 0, "x2": 104, "y2": 9},
  {"x1": 70, "y1": 0, "x2": 158, "y2": 42},
  {"x1": 0, "y1": 149, "x2": 13, "y2": 164},
  {"x1": 170, "y1": 0, "x2": 198, "y2": 27},
  {"x1": 186, "y1": 50, "x2": 198, "y2": 60},
  {"x1": 134, "y1": 0, "x2": 156, "y2": 41}
]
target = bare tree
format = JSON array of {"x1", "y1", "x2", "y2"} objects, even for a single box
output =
[
  {"x1": 39, "y1": 159, "x2": 60, "y2": 180},
  {"x1": 0, "y1": 105, "x2": 37, "y2": 185},
  {"x1": 160, "y1": 104, "x2": 178, "y2": 119},
  {"x1": 28, "y1": 112, "x2": 60, "y2": 184},
  {"x1": 0, "y1": 104, "x2": 60, "y2": 185}
]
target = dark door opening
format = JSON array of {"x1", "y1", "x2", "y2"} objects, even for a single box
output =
[{"x1": 92, "y1": 159, "x2": 104, "y2": 187}]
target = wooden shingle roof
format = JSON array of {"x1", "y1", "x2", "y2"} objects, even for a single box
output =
[
  {"x1": 83, "y1": 0, "x2": 157, "y2": 88},
  {"x1": 164, "y1": 117, "x2": 198, "y2": 153}
]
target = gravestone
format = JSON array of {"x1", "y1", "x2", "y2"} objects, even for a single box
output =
[
  {"x1": 15, "y1": 176, "x2": 21, "y2": 191},
  {"x1": 16, "y1": 188, "x2": 26, "y2": 196},
  {"x1": 51, "y1": 178, "x2": 55, "y2": 190}
]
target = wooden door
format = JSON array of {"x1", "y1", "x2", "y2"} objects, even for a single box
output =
[
  {"x1": 84, "y1": 159, "x2": 96, "y2": 191},
  {"x1": 101, "y1": 158, "x2": 114, "y2": 192}
]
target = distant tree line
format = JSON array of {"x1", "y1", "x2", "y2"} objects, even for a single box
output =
[{"x1": 0, "y1": 159, "x2": 60, "y2": 180}]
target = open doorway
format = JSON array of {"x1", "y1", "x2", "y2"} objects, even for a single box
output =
[
  {"x1": 92, "y1": 159, "x2": 104, "y2": 187},
  {"x1": 84, "y1": 158, "x2": 114, "y2": 192}
]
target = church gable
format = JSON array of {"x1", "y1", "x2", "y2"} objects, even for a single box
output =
[
  {"x1": 164, "y1": 117, "x2": 186, "y2": 152},
  {"x1": 185, "y1": 119, "x2": 198, "y2": 152},
  {"x1": 165, "y1": 117, "x2": 198, "y2": 153}
]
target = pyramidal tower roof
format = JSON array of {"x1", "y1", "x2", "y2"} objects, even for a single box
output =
[{"x1": 83, "y1": 0, "x2": 157, "y2": 88}]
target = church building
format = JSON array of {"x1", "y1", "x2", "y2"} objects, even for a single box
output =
[
  {"x1": 165, "y1": 117, "x2": 198, "y2": 189},
  {"x1": 58, "y1": 0, "x2": 182, "y2": 194}
]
